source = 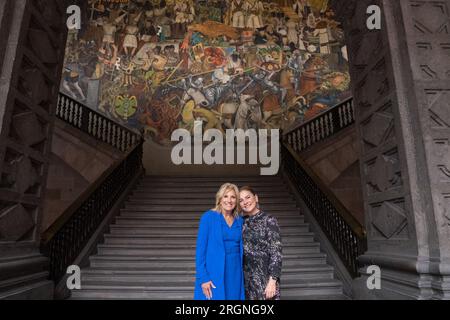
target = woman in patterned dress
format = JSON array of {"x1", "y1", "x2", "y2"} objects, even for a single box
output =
[{"x1": 240, "y1": 186, "x2": 282, "y2": 300}]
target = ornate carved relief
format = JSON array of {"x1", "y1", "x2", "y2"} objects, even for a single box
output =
[
  {"x1": 372, "y1": 201, "x2": 408, "y2": 239},
  {"x1": 410, "y1": 1, "x2": 449, "y2": 34},
  {"x1": 362, "y1": 108, "x2": 395, "y2": 149},
  {"x1": 444, "y1": 194, "x2": 450, "y2": 225},
  {"x1": 427, "y1": 90, "x2": 450, "y2": 127},
  {"x1": 12, "y1": 111, "x2": 46, "y2": 147},
  {"x1": 367, "y1": 150, "x2": 402, "y2": 193},
  {"x1": 352, "y1": 32, "x2": 384, "y2": 70},
  {"x1": 354, "y1": 59, "x2": 390, "y2": 114},
  {"x1": 410, "y1": 1, "x2": 450, "y2": 79},
  {"x1": 434, "y1": 139, "x2": 450, "y2": 181}
]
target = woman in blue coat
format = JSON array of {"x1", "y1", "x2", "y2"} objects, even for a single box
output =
[{"x1": 194, "y1": 183, "x2": 245, "y2": 300}]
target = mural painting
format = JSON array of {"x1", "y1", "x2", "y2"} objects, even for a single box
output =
[{"x1": 61, "y1": 0, "x2": 351, "y2": 144}]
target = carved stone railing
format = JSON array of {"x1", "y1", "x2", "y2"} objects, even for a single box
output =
[
  {"x1": 281, "y1": 142, "x2": 367, "y2": 277},
  {"x1": 40, "y1": 140, "x2": 144, "y2": 283},
  {"x1": 56, "y1": 93, "x2": 140, "y2": 152},
  {"x1": 285, "y1": 98, "x2": 354, "y2": 152}
]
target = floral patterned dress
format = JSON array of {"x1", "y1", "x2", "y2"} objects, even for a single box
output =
[{"x1": 243, "y1": 211, "x2": 282, "y2": 300}]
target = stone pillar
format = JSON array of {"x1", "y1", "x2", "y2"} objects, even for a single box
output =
[
  {"x1": 0, "y1": 0, "x2": 68, "y2": 299},
  {"x1": 330, "y1": 0, "x2": 450, "y2": 299}
]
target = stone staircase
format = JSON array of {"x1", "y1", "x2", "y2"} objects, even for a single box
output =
[{"x1": 71, "y1": 176, "x2": 347, "y2": 300}]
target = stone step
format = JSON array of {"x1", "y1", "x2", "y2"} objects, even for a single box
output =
[
  {"x1": 70, "y1": 287, "x2": 193, "y2": 300},
  {"x1": 108, "y1": 224, "x2": 310, "y2": 235},
  {"x1": 122, "y1": 204, "x2": 298, "y2": 212},
  {"x1": 82, "y1": 263, "x2": 333, "y2": 279},
  {"x1": 103, "y1": 233, "x2": 316, "y2": 245},
  {"x1": 71, "y1": 280, "x2": 343, "y2": 300},
  {"x1": 90, "y1": 253, "x2": 327, "y2": 269},
  {"x1": 131, "y1": 191, "x2": 294, "y2": 199},
  {"x1": 133, "y1": 185, "x2": 291, "y2": 193},
  {"x1": 114, "y1": 217, "x2": 306, "y2": 226},
  {"x1": 138, "y1": 181, "x2": 286, "y2": 188},
  {"x1": 285, "y1": 294, "x2": 349, "y2": 300},
  {"x1": 279, "y1": 280, "x2": 344, "y2": 297},
  {"x1": 125, "y1": 197, "x2": 295, "y2": 205},
  {"x1": 141, "y1": 176, "x2": 283, "y2": 183},
  {"x1": 97, "y1": 242, "x2": 320, "y2": 256},
  {"x1": 81, "y1": 276, "x2": 195, "y2": 287},
  {"x1": 79, "y1": 273, "x2": 335, "y2": 287},
  {"x1": 118, "y1": 210, "x2": 303, "y2": 218}
]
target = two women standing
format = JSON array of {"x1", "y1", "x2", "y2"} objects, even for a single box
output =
[{"x1": 194, "y1": 183, "x2": 282, "y2": 300}]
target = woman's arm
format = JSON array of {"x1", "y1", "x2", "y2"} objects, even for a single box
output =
[
  {"x1": 196, "y1": 213, "x2": 212, "y2": 285},
  {"x1": 264, "y1": 215, "x2": 282, "y2": 299},
  {"x1": 267, "y1": 215, "x2": 282, "y2": 281}
]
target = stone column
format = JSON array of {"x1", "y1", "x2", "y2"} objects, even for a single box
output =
[
  {"x1": 0, "y1": 0, "x2": 68, "y2": 299},
  {"x1": 330, "y1": 0, "x2": 450, "y2": 299}
]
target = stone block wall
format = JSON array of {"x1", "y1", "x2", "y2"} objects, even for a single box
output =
[{"x1": 41, "y1": 119, "x2": 122, "y2": 233}]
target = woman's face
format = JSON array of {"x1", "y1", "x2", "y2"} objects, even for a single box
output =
[
  {"x1": 239, "y1": 190, "x2": 259, "y2": 215},
  {"x1": 220, "y1": 190, "x2": 237, "y2": 213}
]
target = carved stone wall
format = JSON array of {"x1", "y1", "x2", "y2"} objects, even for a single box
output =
[
  {"x1": 0, "y1": 0, "x2": 68, "y2": 299},
  {"x1": 330, "y1": 0, "x2": 450, "y2": 299}
]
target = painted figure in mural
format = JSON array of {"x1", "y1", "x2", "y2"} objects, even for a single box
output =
[
  {"x1": 240, "y1": 186, "x2": 282, "y2": 300},
  {"x1": 249, "y1": 69, "x2": 287, "y2": 109},
  {"x1": 101, "y1": 17, "x2": 118, "y2": 57},
  {"x1": 234, "y1": 94, "x2": 262, "y2": 131},
  {"x1": 230, "y1": 0, "x2": 246, "y2": 29},
  {"x1": 158, "y1": 13, "x2": 173, "y2": 41},
  {"x1": 153, "y1": 0, "x2": 167, "y2": 25},
  {"x1": 288, "y1": 49, "x2": 308, "y2": 92},
  {"x1": 63, "y1": 67, "x2": 86, "y2": 101},
  {"x1": 254, "y1": 27, "x2": 268, "y2": 45},
  {"x1": 173, "y1": 0, "x2": 195, "y2": 39},
  {"x1": 293, "y1": 0, "x2": 310, "y2": 21},
  {"x1": 265, "y1": 24, "x2": 281, "y2": 46},
  {"x1": 225, "y1": 52, "x2": 244, "y2": 76},
  {"x1": 244, "y1": 0, "x2": 264, "y2": 29},
  {"x1": 304, "y1": 12, "x2": 318, "y2": 36},
  {"x1": 141, "y1": 20, "x2": 158, "y2": 44},
  {"x1": 88, "y1": 0, "x2": 107, "y2": 22},
  {"x1": 285, "y1": 17, "x2": 299, "y2": 47},
  {"x1": 123, "y1": 12, "x2": 142, "y2": 58},
  {"x1": 163, "y1": 45, "x2": 180, "y2": 67}
]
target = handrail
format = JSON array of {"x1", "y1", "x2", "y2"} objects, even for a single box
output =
[
  {"x1": 56, "y1": 93, "x2": 141, "y2": 152},
  {"x1": 41, "y1": 140, "x2": 144, "y2": 283},
  {"x1": 284, "y1": 97, "x2": 355, "y2": 152},
  {"x1": 281, "y1": 141, "x2": 366, "y2": 277}
]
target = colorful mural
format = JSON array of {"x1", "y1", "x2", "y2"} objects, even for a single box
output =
[{"x1": 61, "y1": 0, "x2": 351, "y2": 144}]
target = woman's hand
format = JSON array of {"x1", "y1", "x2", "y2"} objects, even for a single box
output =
[
  {"x1": 264, "y1": 277, "x2": 277, "y2": 300},
  {"x1": 201, "y1": 281, "x2": 216, "y2": 300}
]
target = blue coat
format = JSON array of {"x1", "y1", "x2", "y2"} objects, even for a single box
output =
[{"x1": 194, "y1": 210, "x2": 245, "y2": 300}]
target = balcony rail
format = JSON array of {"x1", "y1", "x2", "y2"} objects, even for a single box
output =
[
  {"x1": 281, "y1": 141, "x2": 366, "y2": 277},
  {"x1": 285, "y1": 97, "x2": 354, "y2": 152},
  {"x1": 41, "y1": 141, "x2": 143, "y2": 283},
  {"x1": 56, "y1": 93, "x2": 140, "y2": 152}
]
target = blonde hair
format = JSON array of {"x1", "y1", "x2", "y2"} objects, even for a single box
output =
[{"x1": 212, "y1": 183, "x2": 240, "y2": 217}]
